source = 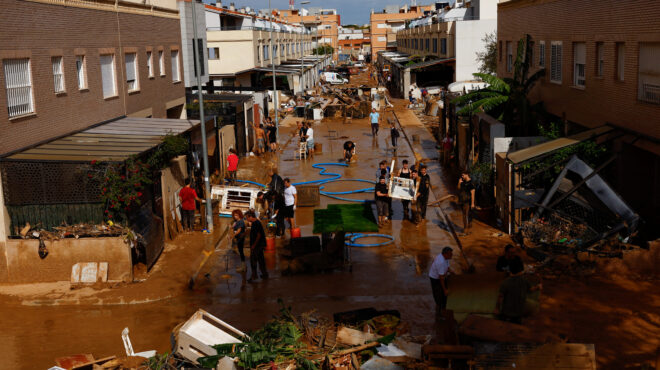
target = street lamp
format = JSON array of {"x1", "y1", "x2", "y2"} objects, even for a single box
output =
[
  {"x1": 268, "y1": 0, "x2": 279, "y2": 142},
  {"x1": 299, "y1": 1, "x2": 310, "y2": 94}
]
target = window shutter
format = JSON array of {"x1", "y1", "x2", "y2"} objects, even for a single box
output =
[
  {"x1": 575, "y1": 43, "x2": 586, "y2": 65},
  {"x1": 100, "y1": 54, "x2": 116, "y2": 98},
  {"x1": 125, "y1": 53, "x2": 136, "y2": 82},
  {"x1": 76, "y1": 56, "x2": 85, "y2": 89},
  {"x1": 52, "y1": 56, "x2": 64, "y2": 93},
  {"x1": 3, "y1": 58, "x2": 33, "y2": 117}
]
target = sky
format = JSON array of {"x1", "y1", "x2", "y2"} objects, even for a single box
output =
[{"x1": 204, "y1": 0, "x2": 436, "y2": 26}]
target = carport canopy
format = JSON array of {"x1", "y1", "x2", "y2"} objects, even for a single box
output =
[
  {"x1": 508, "y1": 126, "x2": 613, "y2": 165},
  {"x1": 2, "y1": 117, "x2": 200, "y2": 162}
]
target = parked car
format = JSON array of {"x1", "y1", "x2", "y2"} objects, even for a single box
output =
[{"x1": 322, "y1": 72, "x2": 349, "y2": 85}]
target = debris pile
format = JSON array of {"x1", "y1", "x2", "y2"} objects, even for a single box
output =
[{"x1": 17, "y1": 222, "x2": 128, "y2": 240}]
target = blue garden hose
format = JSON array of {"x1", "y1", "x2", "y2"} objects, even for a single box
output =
[
  {"x1": 234, "y1": 163, "x2": 375, "y2": 202},
  {"x1": 345, "y1": 233, "x2": 395, "y2": 247}
]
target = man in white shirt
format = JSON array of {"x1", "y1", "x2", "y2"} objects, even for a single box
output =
[
  {"x1": 305, "y1": 122, "x2": 315, "y2": 156},
  {"x1": 429, "y1": 247, "x2": 453, "y2": 311},
  {"x1": 283, "y1": 178, "x2": 297, "y2": 232}
]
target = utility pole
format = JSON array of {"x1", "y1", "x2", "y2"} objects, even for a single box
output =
[
  {"x1": 299, "y1": 1, "x2": 310, "y2": 94},
  {"x1": 191, "y1": 0, "x2": 213, "y2": 232},
  {"x1": 269, "y1": 0, "x2": 279, "y2": 142}
]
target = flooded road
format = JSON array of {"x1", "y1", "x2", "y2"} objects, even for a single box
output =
[{"x1": 0, "y1": 112, "x2": 469, "y2": 369}]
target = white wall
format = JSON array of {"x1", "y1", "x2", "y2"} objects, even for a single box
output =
[{"x1": 455, "y1": 19, "x2": 497, "y2": 81}]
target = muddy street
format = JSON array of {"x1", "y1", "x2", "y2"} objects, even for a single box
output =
[{"x1": 0, "y1": 71, "x2": 658, "y2": 370}]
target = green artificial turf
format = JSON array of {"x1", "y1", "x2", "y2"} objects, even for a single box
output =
[{"x1": 313, "y1": 203, "x2": 378, "y2": 234}]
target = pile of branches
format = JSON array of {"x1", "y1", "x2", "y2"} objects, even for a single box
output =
[{"x1": 198, "y1": 301, "x2": 394, "y2": 370}]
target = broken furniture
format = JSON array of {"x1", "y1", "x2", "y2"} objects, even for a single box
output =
[
  {"x1": 211, "y1": 185, "x2": 261, "y2": 216},
  {"x1": 521, "y1": 155, "x2": 641, "y2": 257},
  {"x1": 174, "y1": 309, "x2": 246, "y2": 364}
]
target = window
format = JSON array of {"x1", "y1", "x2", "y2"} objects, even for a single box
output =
[
  {"x1": 616, "y1": 42, "x2": 625, "y2": 81},
  {"x1": 76, "y1": 55, "x2": 87, "y2": 89},
  {"x1": 425, "y1": 38, "x2": 429, "y2": 51},
  {"x1": 441, "y1": 38, "x2": 447, "y2": 55},
  {"x1": 100, "y1": 54, "x2": 117, "y2": 98},
  {"x1": 146, "y1": 51, "x2": 153, "y2": 78},
  {"x1": 573, "y1": 42, "x2": 586, "y2": 86},
  {"x1": 638, "y1": 43, "x2": 660, "y2": 104},
  {"x1": 595, "y1": 42, "x2": 604, "y2": 77},
  {"x1": 257, "y1": 45, "x2": 261, "y2": 62},
  {"x1": 377, "y1": 23, "x2": 386, "y2": 29},
  {"x1": 529, "y1": 41, "x2": 535, "y2": 66},
  {"x1": 158, "y1": 50, "x2": 165, "y2": 76},
  {"x1": 125, "y1": 53, "x2": 138, "y2": 91},
  {"x1": 263, "y1": 45, "x2": 269, "y2": 60},
  {"x1": 51, "y1": 56, "x2": 65, "y2": 93},
  {"x1": 3, "y1": 58, "x2": 34, "y2": 117},
  {"x1": 539, "y1": 41, "x2": 545, "y2": 67},
  {"x1": 550, "y1": 41, "x2": 563, "y2": 83},
  {"x1": 280, "y1": 44, "x2": 284, "y2": 57},
  {"x1": 506, "y1": 41, "x2": 513, "y2": 72},
  {"x1": 433, "y1": 38, "x2": 438, "y2": 53},
  {"x1": 378, "y1": 36, "x2": 386, "y2": 42},
  {"x1": 499, "y1": 41, "x2": 502, "y2": 61},
  {"x1": 171, "y1": 50, "x2": 180, "y2": 82}
]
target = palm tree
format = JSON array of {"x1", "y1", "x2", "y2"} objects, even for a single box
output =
[{"x1": 452, "y1": 34, "x2": 545, "y2": 136}]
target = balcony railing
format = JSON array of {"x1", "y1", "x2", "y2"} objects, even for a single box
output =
[{"x1": 206, "y1": 25, "x2": 317, "y2": 35}]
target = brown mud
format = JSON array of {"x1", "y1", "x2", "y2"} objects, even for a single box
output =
[{"x1": 0, "y1": 70, "x2": 657, "y2": 369}]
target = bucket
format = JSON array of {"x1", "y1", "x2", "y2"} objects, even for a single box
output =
[
  {"x1": 290, "y1": 227, "x2": 301, "y2": 239},
  {"x1": 265, "y1": 237, "x2": 276, "y2": 253}
]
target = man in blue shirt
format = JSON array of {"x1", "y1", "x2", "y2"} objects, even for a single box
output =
[{"x1": 369, "y1": 108, "x2": 380, "y2": 136}]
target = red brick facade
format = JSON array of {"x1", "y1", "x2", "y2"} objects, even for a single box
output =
[
  {"x1": 497, "y1": 0, "x2": 660, "y2": 141},
  {"x1": 0, "y1": 0, "x2": 186, "y2": 155},
  {"x1": 497, "y1": 0, "x2": 660, "y2": 233}
]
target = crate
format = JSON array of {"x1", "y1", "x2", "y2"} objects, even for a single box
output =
[
  {"x1": 175, "y1": 309, "x2": 246, "y2": 364},
  {"x1": 296, "y1": 184, "x2": 320, "y2": 206}
]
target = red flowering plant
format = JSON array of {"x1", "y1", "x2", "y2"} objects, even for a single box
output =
[
  {"x1": 88, "y1": 133, "x2": 188, "y2": 222},
  {"x1": 89, "y1": 156, "x2": 152, "y2": 222}
]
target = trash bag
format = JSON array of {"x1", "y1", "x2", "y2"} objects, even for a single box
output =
[{"x1": 38, "y1": 239, "x2": 48, "y2": 259}]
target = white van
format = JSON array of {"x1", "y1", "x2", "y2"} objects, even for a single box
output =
[{"x1": 322, "y1": 72, "x2": 348, "y2": 85}]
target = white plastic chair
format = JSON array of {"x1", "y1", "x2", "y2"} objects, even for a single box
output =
[
  {"x1": 122, "y1": 327, "x2": 157, "y2": 359},
  {"x1": 296, "y1": 142, "x2": 307, "y2": 160}
]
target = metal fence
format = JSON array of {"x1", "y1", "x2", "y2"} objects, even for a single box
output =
[{"x1": 1, "y1": 161, "x2": 104, "y2": 236}]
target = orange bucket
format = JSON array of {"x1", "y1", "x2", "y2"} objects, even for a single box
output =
[
  {"x1": 290, "y1": 227, "x2": 301, "y2": 238},
  {"x1": 265, "y1": 237, "x2": 276, "y2": 253}
]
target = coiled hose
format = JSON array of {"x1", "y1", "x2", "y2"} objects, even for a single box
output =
[
  {"x1": 236, "y1": 163, "x2": 375, "y2": 202},
  {"x1": 345, "y1": 233, "x2": 395, "y2": 247}
]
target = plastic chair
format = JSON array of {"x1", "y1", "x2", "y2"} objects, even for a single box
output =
[
  {"x1": 121, "y1": 327, "x2": 157, "y2": 359},
  {"x1": 296, "y1": 142, "x2": 307, "y2": 160}
]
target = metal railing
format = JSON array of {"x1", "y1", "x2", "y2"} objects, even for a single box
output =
[{"x1": 206, "y1": 25, "x2": 317, "y2": 35}]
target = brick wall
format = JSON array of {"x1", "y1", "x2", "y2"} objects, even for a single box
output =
[
  {"x1": 497, "y1": 0, "x2": 660, "y2": 235},
  {"x1": 497, "y1": 0, "x2": 660, "y2": 140},
  {"x1": 0, "y1": 0, "x2": 185, "y2": 155}
]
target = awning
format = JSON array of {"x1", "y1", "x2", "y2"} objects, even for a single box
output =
[
  {"x1": 407, "y1": 57, "x2": 455, "y2": 70},
  {"x1": 508, "y1": 126, "x2": 613, "y2": 165},
  {"x1": 2, "y1": 117, "x2": 200, "y2": 162}
]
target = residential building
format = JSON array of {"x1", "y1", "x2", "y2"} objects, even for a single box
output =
[
  {"x1": 0, "y1": 0, "x2": 186, "y2": 157},
  {"x1": 277, "y1": 8, "x2": 341, "y2": 60},
  {"x1": 370, "y1": 4, "x2": 434, "y2": 58},
  {"x1": 205, "y1": 4, "x2": 329, "y2": 93},
  {"x1": 338, "y1": 27, "x2": 371, "y2": 58},
  {"x1": 0, "y1": 0, "x2": 193, "y2": 278},
  {"x1": 497, "y1": 0, "x2": 660, "y2": 232},
  {"x1": 382, "y1": 0, "x2": 498, "y2": 97}
]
